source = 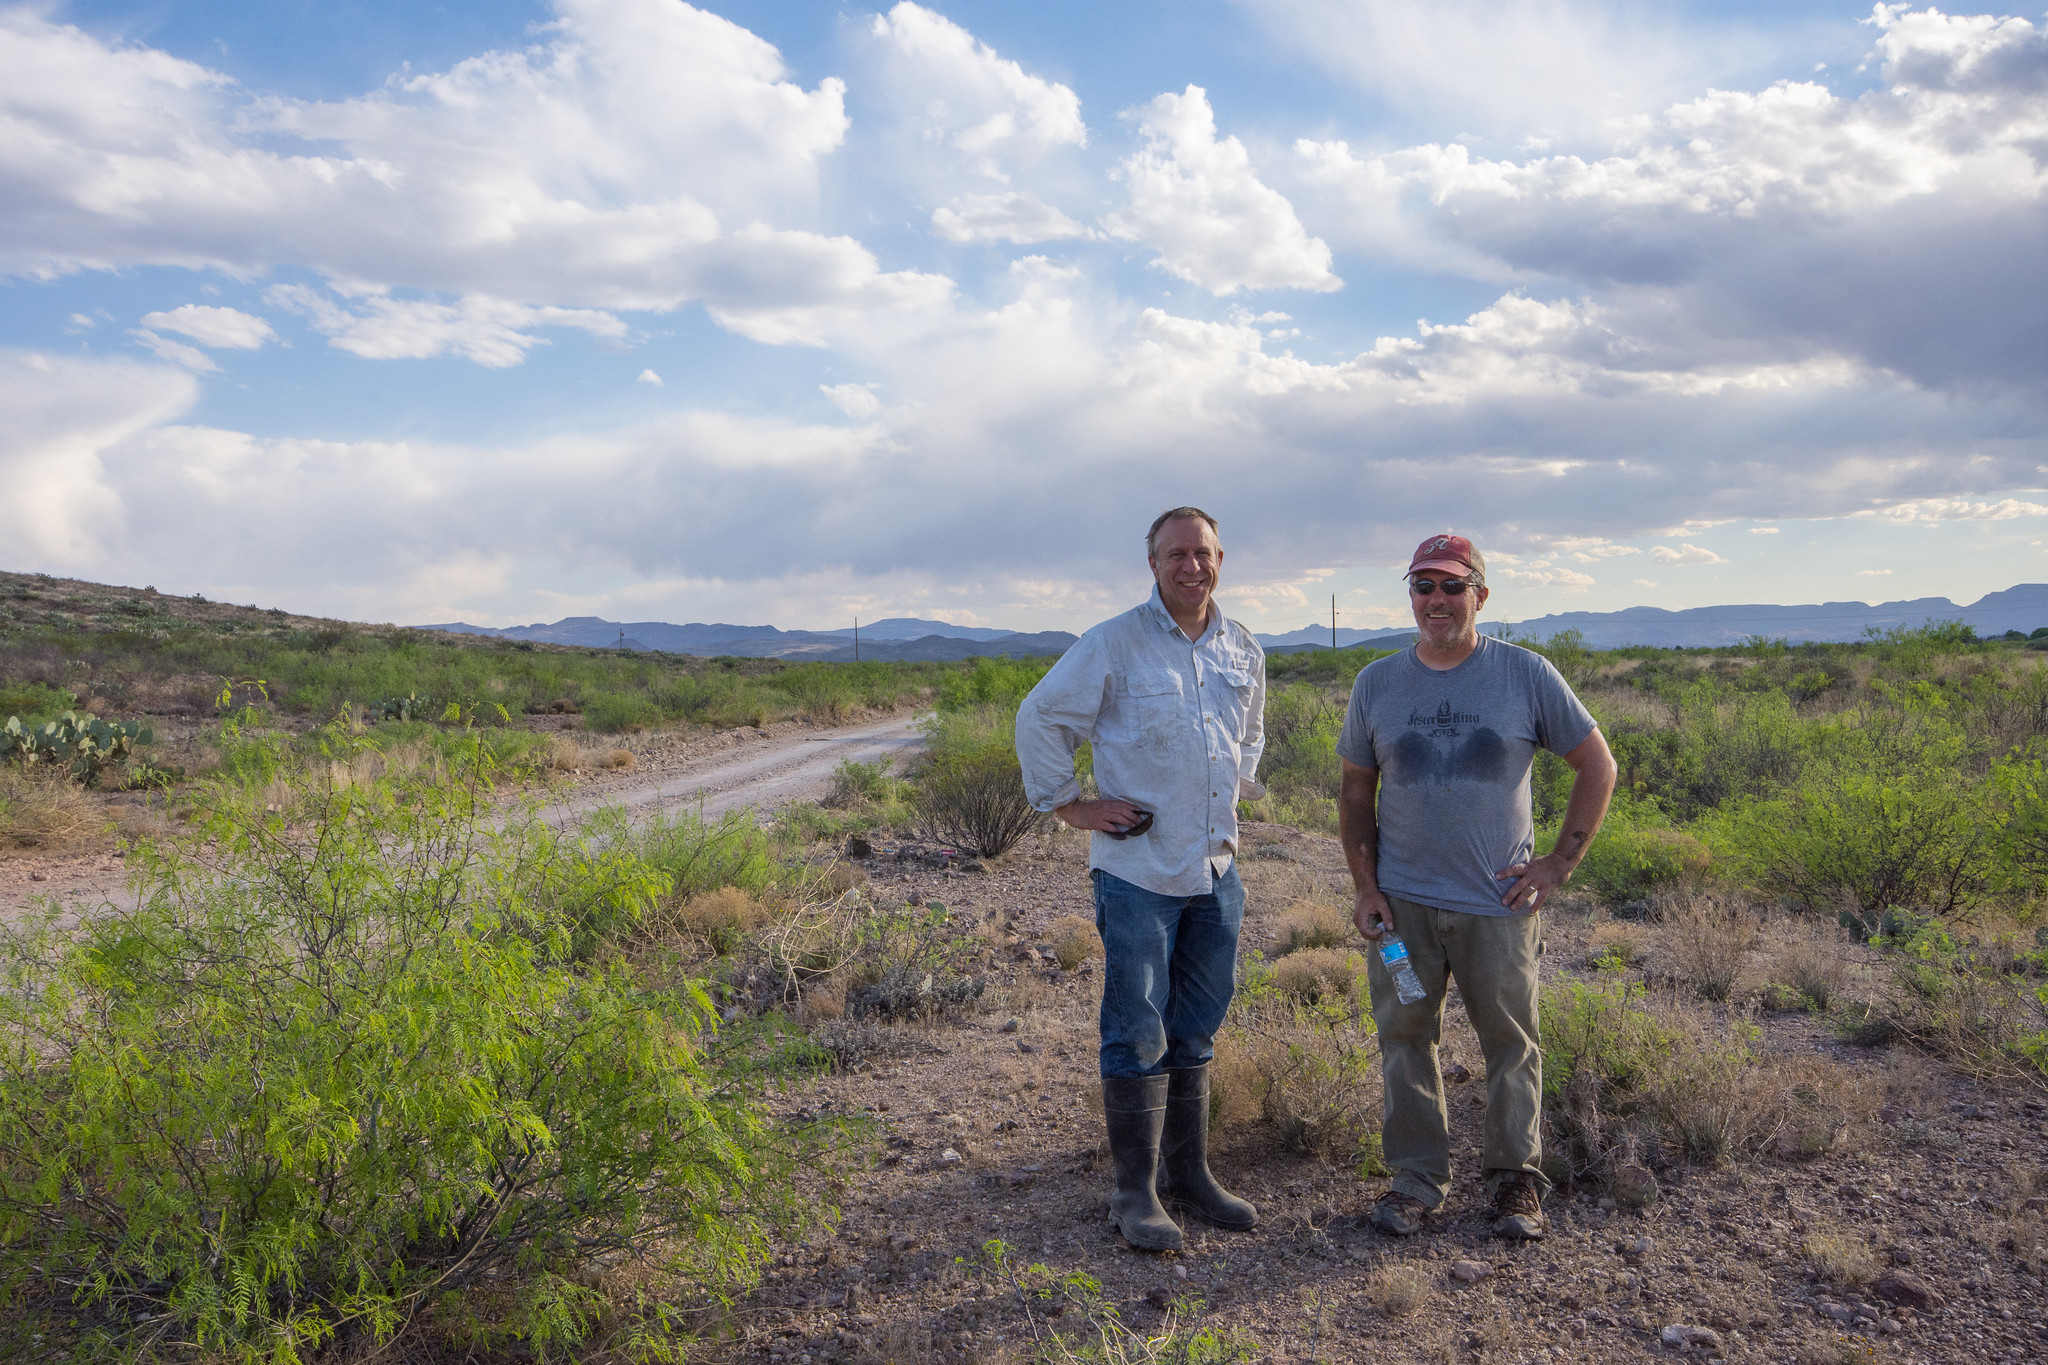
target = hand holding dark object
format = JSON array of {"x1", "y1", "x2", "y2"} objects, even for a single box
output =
[{"x1": 1054, "y1": 798, "x2": 1152, "y2": 836}]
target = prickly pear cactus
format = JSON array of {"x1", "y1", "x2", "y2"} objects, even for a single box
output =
[{"x1": 0, "y1": 710, "x2": 153, "y2": 786}]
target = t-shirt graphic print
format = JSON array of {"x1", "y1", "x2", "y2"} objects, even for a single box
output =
[{"x1": 1336, "y1": 635, "x2": 1597, "y2": 916}]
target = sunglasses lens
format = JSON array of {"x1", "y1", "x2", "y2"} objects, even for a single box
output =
[{"x1": 1410, "y1": 579, "x2": 1468, "y2": 595}]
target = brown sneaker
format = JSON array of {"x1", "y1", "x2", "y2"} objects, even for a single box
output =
[
  {"x1": 1367, "y1": 1190, "x2": 1427, "y2": 1237},
  {"x1": 1491, "y1": 1175, "x2": 1545, "y2": 1240}
]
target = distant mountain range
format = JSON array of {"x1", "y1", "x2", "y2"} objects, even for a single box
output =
[
  {"x1": 424, "y1": 584, "x2": 2048, "y2": 661},
  {"x1": 422, "y1": 615, "x2": 1077, "y2": 662}
]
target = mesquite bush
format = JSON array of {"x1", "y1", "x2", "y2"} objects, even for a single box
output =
[{"x1": 0, "y1": 765, "x2": 813, "y2": 1362}]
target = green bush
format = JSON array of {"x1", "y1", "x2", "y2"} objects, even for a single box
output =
[
  {"x1": 1551, "y1": 793, "x2": 1710, "y2": 903},
  {"x1": 1705, "y1": 691, "x2": 1995, "y2": 933},
  {"x1": 0, "y1": 772, "x2": 816, "y2": 1362},
  {"x1": 583, "y1": 689, "x2": 662, "y2": 732}
]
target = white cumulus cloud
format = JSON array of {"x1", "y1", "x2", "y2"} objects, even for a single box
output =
[
  {"x1": 637, "y1": 369, "x2": 662, "y2": 386},
  {"x1": 932, "y1": 191, "x2": 1090, "y2": 244},
  {"x1": 870, "y1": 3, "x2": 1087, "y2": 170},
  {"x1": 820, "y1": 383, "x2": 882, "y2": 418},
  {"x1": 0, "y1": 1, "x2": 951, "y2": 337},
  {"x1": 1650, "y1": 543, "x2": 1727, "y2": 565},
  {"x1": 139, "y1": 305, "x2": 277, "y2": 350},
  {"x1": 1103, "y1": 86, "x2": 1340, "y2": 295},
  {"x1": 266, "y1": 285, "x2": 626, "y2": 368}
]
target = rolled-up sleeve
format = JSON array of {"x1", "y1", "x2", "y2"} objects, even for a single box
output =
[
  {"x1": 1236, "y1": 644, "x2": 1267, "y2": 801},
  {"x1": 1016, "y1": 632, "x2": 1111, "y2": 813}
]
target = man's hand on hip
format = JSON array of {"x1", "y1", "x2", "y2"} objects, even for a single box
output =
[
  {"x1": 1353, "y1": 887, "x2": 1395, "y2": 940},
  {"x1": 1054, "y1": 798, "x2": 1148, "y2": 834},
  {"x1": 1494, "y1": 852, "x2": 1573, "y2": 913}
]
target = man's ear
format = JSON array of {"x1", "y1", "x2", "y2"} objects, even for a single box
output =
[{"x1": 1474, "y1": 585, "x2": 1490, "y2": 611}]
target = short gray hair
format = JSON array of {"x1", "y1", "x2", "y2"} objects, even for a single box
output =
[
  {"x1": 1146, "y1": 506, "x2": 1219, "y2": 557},
  {"x1": 1465, "y1": 547, "x2": 1487, "y2": 588}
]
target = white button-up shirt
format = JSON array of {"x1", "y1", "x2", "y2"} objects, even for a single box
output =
[{"x1": 1015, "y1": 588, "x2": 1267, "y2": 898}]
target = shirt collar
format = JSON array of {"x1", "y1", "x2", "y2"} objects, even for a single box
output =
[{"x1": 1144, "y1": 586, "x2": 1220, "y2": 645}]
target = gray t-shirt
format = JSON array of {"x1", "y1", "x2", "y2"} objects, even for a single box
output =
[{"x1": 1335, "y1": 635, "x2": 1597, "y2": 917}]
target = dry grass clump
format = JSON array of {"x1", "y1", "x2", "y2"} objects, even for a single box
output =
[
  {"x1": 1364, "y1": 1263, "x2": 1431, "y2": 1317},
  {"x1": 672, "y1": 886, "x2": 771, "y2": 954},
  {"x1": 1046, "y1": 913, "x2": 1101, "y2": 971},
  {"x1": 1759, "y1": 917, "x2": 1855, "y2": 1011},
  {"x1": 1656, "y1": 891, "x2": 1761, "y2": 1001},
  {"x1": 1586, "y1": 920, "x2": 1644, "y2": 971},
  {"x1": 1213, "y1": 1000, "x2": 1381, "y2": 1164},
  {"x1": 1803, "y1": 1232, "x2": 1879, "y2": 1289},
  {"x1": 546, "y1": 735, "x2": 585, "y2": 771},
  {"x1": 1272, "y1": 898, "x2": 1353, "y2": 956},
  {"x1": 0, "y1": 768, "x2": 101, "y2": 853},
  {"x1": 1269, "y1": 947, "x2": 1368, "y2": 1004},
  {"x1": 599, "y1": 747, "x2": 635, "y2": 771}
]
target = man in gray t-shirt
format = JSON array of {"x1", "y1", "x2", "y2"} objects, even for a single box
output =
[{"x1": 1337, "y1": 533, "x2": 1616, "y2": 1242}]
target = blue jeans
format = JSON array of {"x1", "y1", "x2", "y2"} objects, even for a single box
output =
[{"x1": 1092, "y1": 865, "x2": 1244, "y2": 1078}]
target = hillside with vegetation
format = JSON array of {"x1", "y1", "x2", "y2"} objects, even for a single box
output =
[{"x1": 1, "y1": 576, "x2": 2046, "y2": 1363}]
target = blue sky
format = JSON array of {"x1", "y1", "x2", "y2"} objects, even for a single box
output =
[{"x1": 5, "y1": 1, "x2": 2045, "y2": 634}]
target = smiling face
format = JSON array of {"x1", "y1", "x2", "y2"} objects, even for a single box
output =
[
  {"x1": 1149, "y1": 515, "x2": 1223, "y2": 631},
  {"x1": 1409, "y1": 568, "x2": 1489, "y2": 653}
]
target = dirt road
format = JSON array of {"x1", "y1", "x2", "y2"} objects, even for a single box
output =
[
  {"x1": 551, "y1": 711, "x2": 927, "y2": 822},
  {"x1": 0, "y1": 713, "x2": 929, "y2": 920}
]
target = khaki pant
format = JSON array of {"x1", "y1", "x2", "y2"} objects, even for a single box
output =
[{"x1": 1367, "y1": 895, "x2": 1546, "y2": 1208}]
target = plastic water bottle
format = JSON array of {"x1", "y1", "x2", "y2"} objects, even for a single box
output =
[{"x1": 1378, "y1": 935, "x2": 1428, "y2": 1005}]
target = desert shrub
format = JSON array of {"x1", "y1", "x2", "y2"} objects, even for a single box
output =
[
  {"x1": 0, "y1": 770, "x2": 816, "y2": 1363},
  {"x1": 1759, "y1": 919, "x2": 1855, "y2": 1012},
  {"x1": 0, "y1": 681, "x2": 74, "y2": 724},
  {"x1": 1364, "y1": 1264, "x2": 1431, "y2": 1318},
  {"x1": 678, "y1": 886, "x2": 772, "y2": 955},
  {"x1": 1214, "y1": 972, "x2": 1382, "y2": 1166},
  {"x1": 1270, "y1": 946, "x2": 1369, "y2": 1004},
  {"x1": 913, "y1": 713, "x2": 1042, "y2": 858},
  {"x1": 1867, "y1": 915, "x2": 2048, "y2": 1085},
  {"x1": 1586, "y1": 920, "x2": 1644, "y2": 972},
  {"x1": 0, "y1": 767, "x2": 101, "y2": 851},
  {"x1": 1561, "y1": 792, "x2": 1711, "y2": 903},
  {"x1": 1047, "y1": 913, "x2": 1102, "y2": 971},
  {"x1": 1272, "y1": 898, "x2": 1354, "y2": 955},
  {"x1": 827, "y1": 756, "x2": 895, "y2": 807},
  {"x1": 600, "y1": 745, "x2": 636, "y2": 769},
  {"x1": 582, "y1": 689, "x2": 660, "y2": 732},
  {"x1": 1803, "y1": 1233, "x2": 1880, "y2": 1290},
  {"x1": 1707, "y1": 694, "x2": 1996, "y2": 934},
  {"x1": 1655, "y1": 891, "x2": 1761, "y2": 1002}
]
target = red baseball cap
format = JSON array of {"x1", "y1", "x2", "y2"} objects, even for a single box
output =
[{"x1": 1407, "y1": 532, "x2": 1475, "y2": 576}]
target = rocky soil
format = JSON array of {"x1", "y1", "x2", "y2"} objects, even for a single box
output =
[{"x1": 701, "y1": 823, "x2": 2048, "y2": 1365}]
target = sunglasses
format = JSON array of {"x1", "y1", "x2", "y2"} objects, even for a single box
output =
[
  {"x1": 1104, "y1": 810, "x2": 1154, "y2": 840},
  {"x1": 1408, "y1": 577, "x2": 1475, "y2": 596}
]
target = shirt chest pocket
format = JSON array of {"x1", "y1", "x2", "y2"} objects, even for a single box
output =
[
  {"x1": 1119, "y1": 669, "x2": 1185, "y2": 734},
  {"x1": 1209, "y1": 664, "x2": 1257, "y2": 733}
]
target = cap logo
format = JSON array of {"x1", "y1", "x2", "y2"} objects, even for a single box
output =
[{"x1": 1431, "y1": 537, "x2": 1450, "y2": 553}]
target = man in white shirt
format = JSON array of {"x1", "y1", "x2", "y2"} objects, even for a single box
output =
[{"x1": 1015, "y1": 507, "x2": 1267, "y2": 1251}]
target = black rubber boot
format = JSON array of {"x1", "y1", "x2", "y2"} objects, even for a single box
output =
[
  {"x1": 1158, "y1": 1065, "x2": 1258, "y2": 1230},
  {"x1": 1102, "y1": 1075, "x2": 1183, "y2": 1251}
]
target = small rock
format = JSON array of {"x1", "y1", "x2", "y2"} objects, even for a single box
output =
[
  {"x1": 1887, "y1": 1245, "x2": 1915, "y2": 1266},
  {"x1": 1441, "y1": 1061, "x2": 1473, "y2": 1084},
  {"x1": 1872, "y1": 1269, "x2": 1943, "y2": 1311},
  {"x1": 1612, "y1": 1164, "x2": 1660, "y2": 1208},
  {"x1": 1450, "y1": 1260, "x2": 1491, "y2": 1283},
  {"x1": 999, "y1": 1017, "x2": 1022, "y2": 1034},
  {"x1": 1959, "y1": 1103, "x2": 1997, "y2": 1120},
  {"x1": 1878, "y1": 1319, "x2": 1904, "y2": 1336},
  {"x1": 1597, "y1": 1196, "x2": 1618, "y2": 1212},
  {"x1": 1016, "y1": 1041, "x2": 1039, "y2": 1054},
  {"x1": 1659, "y1": 1324, "x2": 1723, "y2": 1351},
  {"x1": 2024, "y1": 1196, "x2": 2047, "y2": 1213},
  {"x1": 29, "y1": 872, "x2": 46, "y2": 882},
  {"x1": 937, "y1": 1147, "x2": 962, "y2": 1166},
  {"x1": 1822, "y1": 1304, "x2": 1857, "y2": 1324},
  {"x1": 1144, "y1": 1287, "x2": 1173, "y2": 1309},
  {"x1": 845, "y1": 835, "x2": 873, "y2": 859}
]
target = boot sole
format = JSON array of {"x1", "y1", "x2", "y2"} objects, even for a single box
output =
[
  {"x1": 1109, "y1": 1212, "x2": 1184, "y2": 1251},
  {"x1": 1163, "y1": 1195, "x2": 1257, "y2": 1231}
]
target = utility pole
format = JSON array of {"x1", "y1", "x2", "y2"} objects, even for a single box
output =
[{"x1": 1331, "y1": 594, "x2": 1338, "y2": 651}]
